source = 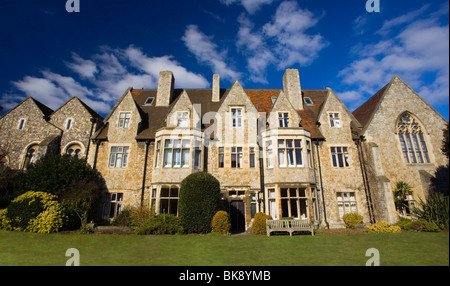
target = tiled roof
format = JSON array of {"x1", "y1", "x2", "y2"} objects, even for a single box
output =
[
  {"x1": 96, "y1": 88, "x2": 329, "y2": 140},
  {"x1": 352, "y1": 83, "x2": 389, "y2": 129}
]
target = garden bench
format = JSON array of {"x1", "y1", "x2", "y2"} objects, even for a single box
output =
[{"x1": 266, "y1": 219, "x2": 314, "y2": 237}]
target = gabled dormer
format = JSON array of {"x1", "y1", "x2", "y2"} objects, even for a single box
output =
[
  {"x1": 166, "y1": 90, "x2": 194, "y2": 129},
  {"x1": 103, "y1": 88, "x2": 142, "y2": 143},
  {"x1": 268, "y1": 90, "x2": 301, "y2": 130}
]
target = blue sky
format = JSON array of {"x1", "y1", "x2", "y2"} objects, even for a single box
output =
[{"x1": 0, "y1": 0, "x2": 448, "y2": 120}]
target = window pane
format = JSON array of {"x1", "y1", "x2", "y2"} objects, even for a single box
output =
[
  {"x1": 165, "y1": 140, "x2": 173, "y2": 148},
  {"x1": 281, "y1": 199, "x2": 289, "y2": 218},
  {"x1": 278, "y1": 149, "x2": 285, "y2": 166},
  {"x1": 122, "y1": 154, "x2": 128, "y2": 167},
  {"x1": 289, "y1": 188, "x2": 297, "y2": 197},
  {"x1": 182, "y1": 140, "x2": 190, "y2": 148},
  {"x1": 295, "y1": 149, "x2": 302, "y2": 166},
  {"x1": 300, "y1": 199, "x2": 307, "y2": 219},
  {"x1": 231, "y1": 154, "x2": 237, "y2": 168},
  {"x1": 250, "y1": 153, "x2": 255, "y2": 168},
  {"x1": 115, "y1": 154, "x2": 122, "y2": 168},
  {"x1": 164, "y1": 150, "x2": 172, "y2": 167},
  {"x1": 174, "y1": 140, "x2": 181, "y2": 148},
  {"x1": 287, "y1": 149, "x2": 294, "y2": 166},
  {"x1": 169, "y1": 199, "x2": 178, "y2": 215},
  {"x1": 412, "y1": 133, "x2": 424, "y2": 163},
  {"x1": 290, "y1": 199, "x2": 298, "y2": 218},
  {"x1": 299, "y1": 188, "x2": 306, "y2": 197},
  {"x1": 280, "y1": 188, "x2": 288, "y2": 198},
  {"x1": 109, "y1": 154, "x2": 116, "y2": 167},
  {"x1": 182, "y1": 149, "x2": 190, "y2": 167},
  {"x1": 194, "y1": 150, "x2": 201, "y2": 168},
  {"x1": 418, "y1": 133, "x2": 430, "y2": 163},
  {"x1": 170, "y1": 188, "x2": 179, "y2": 197},
  {"x1": 173, "y1": 149, "x2": 181, "y2": 167},
  {"x1": 161, "y1": 188, "x2": 170, "y2": 197},
  {"x1": 398, "y1": 133, "x2": 409, "y2": 163}
]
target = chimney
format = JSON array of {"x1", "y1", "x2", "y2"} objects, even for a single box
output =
[
  {"x1": 212, "y1": 74, "x2": 220, "y2": 102},
  {"x1": 282, "y1": 69, "x2": 303, "y2": 110},
  {"x1": 156, "y1": 71, "x2": 175, "y2": 106}
]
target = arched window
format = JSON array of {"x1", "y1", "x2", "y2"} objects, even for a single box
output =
[
  {"x1": 397, "y1": 113, "x2": 430, "y2": 164},
  {"x1": 23, "y1": 144, "x2": 38, "y2": 169},
  {"x1": 66, "y1": 144, "x2": 82, "y2": 158}
]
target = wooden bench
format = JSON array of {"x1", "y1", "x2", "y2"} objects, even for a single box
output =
[{"x1": 266, "y1": 219, "x2": 314, "y2": 236}]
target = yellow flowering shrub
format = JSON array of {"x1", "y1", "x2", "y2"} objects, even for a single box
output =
[
  {"x1": 0, "y1": 191, "x2": 66, "y2": 233},
  {"x1": 366, "y1": 221, "x2": 401, "y2": 233}
]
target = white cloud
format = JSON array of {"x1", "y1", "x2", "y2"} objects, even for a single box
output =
[
  {"x1": 4, "y1": 45, "x2": 210, "y2": 116},
  {"x1": 233, "y1": 1, "x2": 327, "y2": 83},
  {"x1": 220, "y1": 0, "x2": 274, "y2": 14},
  {"x1": 340, "y1": 7, "x2": 449, "y2": 108},
  {"x1": 65, "y1": 53, "x2": 98, "y2": 79},
  {"x1": 182, "y1": 25, "x2": 242, "y2": 81}
]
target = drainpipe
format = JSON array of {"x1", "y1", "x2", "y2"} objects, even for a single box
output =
[
  {"x1": 356, "y1": 138, "x2": 376, "y2": 224},
  {"x1": 141, "y1": 139, "x2": 150, "y2": 207},
  {"x1": 311, "y1": 139, "x2": 322, "y2": 225},
  {"x1": 258, "y1": 142, "x2": 265, "y2": 213},
  {"x1": 314, "y1": 139, "x2": 329, "y2": 229}
]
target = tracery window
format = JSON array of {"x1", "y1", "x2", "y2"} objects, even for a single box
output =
[{"x1": 397, "y1": 113, "x2": 430, "y2": 164}]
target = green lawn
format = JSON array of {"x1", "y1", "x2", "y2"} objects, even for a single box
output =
[{"x1": 0, "y1": 230, "x2": 448, "y2": 266}]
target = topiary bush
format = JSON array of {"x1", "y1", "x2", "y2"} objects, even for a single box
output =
[
  {"x1": 179, "y1": 172, "x2": 220, "y2": 234},
  {"x1": 211, "y1": 210, "x2": 231, "y2": 234},
  {"x1": 366, "y1": 221, "x2": 401, "y2": 233},
  {"x1": 252, "y1": 212, "x2": 273, "y2": 235},
  {"x1": 342, "y1": 213, "x2": 364, "y2": 229},
  {"x1": 0, "y1": 191, "x2": 66, "y2": 233},
  {"x1": 136, "y1": 214, "x2": 183, "y2": 235}
]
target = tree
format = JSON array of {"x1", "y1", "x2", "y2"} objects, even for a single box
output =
[
  {"x1": 179, "y1": 172, "x2": 220, "y2": 233},
  {"x1": 15, "y1": 154, "x2": 104, "y2": 197},
  {"x1": 393, "y1": 181, "x2": 413, "y2": 215}
]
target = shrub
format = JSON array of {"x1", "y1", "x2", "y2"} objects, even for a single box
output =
[
  {"x1": 252, "y1": 212, "x2": 272, "y2": 235},
  {"x1": 0, "y1": 191, "x2": 66, "y2": 233},
  {"x1": 179, "y1": 172, "x2": 220, "y2": 233},
  {"x1": 407, "y1": 219, "x2": 440, "y2": 232},
  {"x1": 112, "y1": 206, "x2": 153, "y2": 227},
  {"x1": 366, "y1": 221, "x2": 401, "y2": 233},
  {"x1": 412, "y1": 193, "x2": 449, "y2": 230},
  {"x1": 395, "y1": 217, "x2": 413, "y2": 230},
  {"x1": 342, "y1": 213, "x2": 364, "y2": 229},
  {"x1": 136, "y1": 214, "x2": 183, "y2": 235},
  {"x1": 211, "y1": 211, "x2": 231, "y2": 234}
]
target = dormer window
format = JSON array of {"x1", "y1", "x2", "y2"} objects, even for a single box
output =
[
  {"x1": 278, "y1": 112, "x2": 289, "y2": 127},
  {"x1": 144, "y1": 97, "x2": 154, "y2": 106},
  {"x1": 176, "y1": 112, "x2": 189, "y2": 128},
  {"x1": 119, "y1": 112, "x2": 131, "y2": 128},
  {"x1": 304, "y1": 97, "x2": 313, "y2": 105}
]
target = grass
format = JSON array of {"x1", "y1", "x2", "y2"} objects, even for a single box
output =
[{"x1": 0, "y1": 230, "x2": 448, "y2": 266}]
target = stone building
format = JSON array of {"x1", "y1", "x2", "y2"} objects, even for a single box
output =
[
  {"x1": 0, "y1": 96, "x2": 103, "y2": 170},
  {"x1": 1, "y1": 69, "x2": 447, "y2": 230}
]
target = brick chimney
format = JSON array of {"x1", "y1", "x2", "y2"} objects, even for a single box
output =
[
  {"x1": 156, "y1": 71, "x2": 175, "y2": 106},
  {"x1": 283, "y1": 69, "x2": 303, "y2": 110},
  {"x1": 212, "y1": 74, "x2": 220, "y2": 102}
]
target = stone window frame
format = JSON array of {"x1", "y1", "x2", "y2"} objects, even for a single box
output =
[
  {"x1": 277, "y1": 139, "x2": 303, "y2": 168},
  {"x1": 176, "y1": 111, "x2": 189, "y2": 128},
  {"x1": 330, "y1": 146, "x2": 350, "y2": 168},
  {"x1": 266, "y1": 140, "x2": 274, "y2": 168},
  {"x1": 17, "y1": 118, "x2": 26, "y2": 130},
  {"x1": 218, "y1": 146, "x2": 224, "y2": 168},
  {"x1": 64, "y1": 142, "x2": 84, "y2": 158},
  {"x1": 336, "y1": 191, "x2": 357, "y2": 219},
  {"x1": 396, "y1": 112, "x2": 431, "y2": 164},
  {"x1": 118, "y1": 112, "x2": 131, "y2": 128},
  {"x1": 231, "y1": 146, "x2": 243, "y2": 168},
  {"x1": 109, "y1": 146, "x2": 130, "y2": 168},
  {"x1": 22, "y1": 143, "x2": 39, "y2": 169},
  {"x1": 108, "y1": 192, "x2": 123, "y2": 218},
  {"x1": 231, "y1": 108, "x2": 243, "y2": 128},
  {"x1": 65, "y1": 118, "x2": 74, "y2": 130},
  {"x1": 328, "y1": 112, "x2": 341, "y2": 128},
  {"x1": 159, "y1": 185, "x2": 180, "y2": 216},
  {"x1": 280, "y1": 187, "x2": 309, "y2": 220},
  {"x1": 163, "y1": 139, "x2": 190, "y2": 168},
  {"x1": 278, "y1": 112, "x2": 289, "y2": 128}
]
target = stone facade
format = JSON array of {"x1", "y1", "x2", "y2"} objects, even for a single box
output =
[{"x1": 1, "y1": 70, "x2": 448, "y2": 230}]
